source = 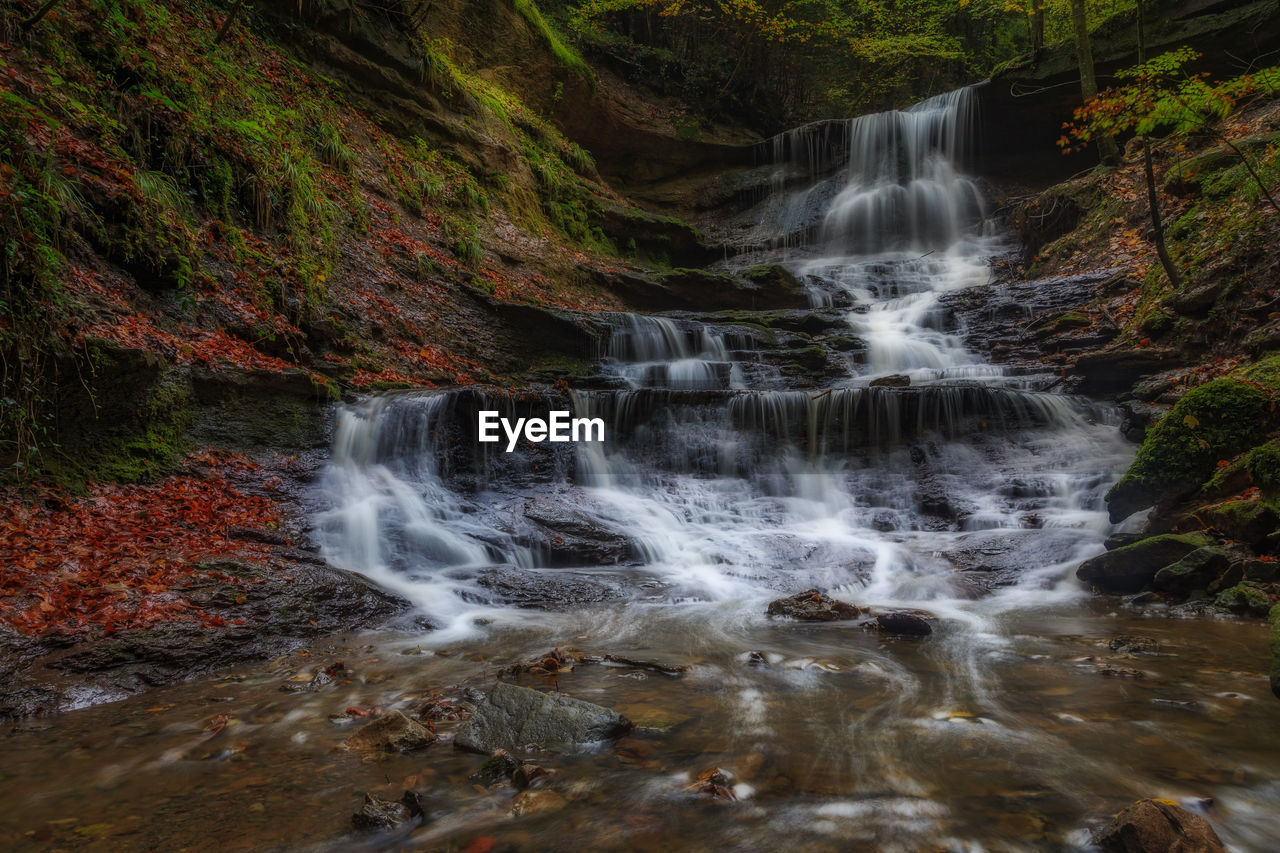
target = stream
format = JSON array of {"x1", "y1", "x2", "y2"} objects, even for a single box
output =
[{"x1": 3, "y1": 88, "x2": 1279, "y2": 852}]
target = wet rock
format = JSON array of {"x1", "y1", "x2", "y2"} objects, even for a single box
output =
[
  {"x1": 609, "y1": 265, "x2": 808, "y2": 312},
  {"x1": 521, "y1": 499, "x2": 635, "y2": 566},
  {"x1": 510, "y1": 789, "x2": 567, "y2": 817},
  {"x1": 352, "y1": 790, "x2": 423, "y2": 831},
  {"x1": 1108, "y1": 636, "x2": 1159, "y2": 655},
  {"x1": 872, "y1": 612, "x2": 934, "y2": 636},
  {"x1": 1092, "y1": 798, "x2": 1225, "y2": 852},
  {"x1": 512, "y1": 763, "x2": 551, "y2": 790},
  {"x1": 510, "y1": 647, "x2": 579, "y2": 676},
  {"x1": 477, "y1": 567, "x2": 622, "y2": 608},
  {"x1": 1198, "y1": 500, "x2": 1280, "y2": 550},
  {"x1": 599, "y1": 654, "x2": 689, "y2": 676},
  {"x1": 1152, "y1": 547, "x2": 1233, "y2": 594},
  {"x1": 686, "y1": 767, "x2": 737, "y2": 800},
  {"x1": 1072, "y1": 346, "x2": 1182, "y2": 398},
  {"x1": 345, "y1": 710, "x2": 436, "y2": 754},
  {"x1": 1076, "y1": 534, "x2": 1214, "y2": 593},
  {"x1": 1214, "y1": 582, "x2": 1273, "y2": 616},
  {"x1": 869, "y1": 374, "x2": 910, "y2": 387},
  {"x1": 454, "y1": 682, "x2": 632, "y2": 754},
  {"x1": 766, "y1": 589, "x2": 861, "y2": 621},
  {"x1": 1105, "y1": 533, "x2": 1146, "y2": 551},
  {"x1": 470, "y1": 748, "x2": 520, "y2": 786}
]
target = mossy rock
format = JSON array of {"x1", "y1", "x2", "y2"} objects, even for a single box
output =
[
  {"x1": 1270, "y1": 603, "x2": 1280, "y2": 700},
  {"x1": 1197, "y1": 499, "x2": 1280, "y2": 550},
  {"x1": 1107, "y1": 379, "x2": 1276, "y2": 522},
  {"x1": 1214, "y1": 582, "x2": 1273, "y2": 616},
  {"x1": 1152, "y1": 546, "x2": 1233, "y2": 594},
  {"x1": 1245, "y1": 440, "x2": 1280, "y2": 500},
  {"x1": 1076, "y1": 533, "x2": 1214, "y2": 593}
]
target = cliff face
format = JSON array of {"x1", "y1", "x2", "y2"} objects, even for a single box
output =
[{"x1": 0, "y1": 0, "x2": 737, "y2": 483}]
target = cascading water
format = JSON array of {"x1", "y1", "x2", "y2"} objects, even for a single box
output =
[{"x1": 301, "y1": 89, "x2": 1280, "y2": 849}]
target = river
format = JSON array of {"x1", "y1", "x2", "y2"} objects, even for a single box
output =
[{"x1": 2, "y1": 88, "x2": 1278, "y2": 852}]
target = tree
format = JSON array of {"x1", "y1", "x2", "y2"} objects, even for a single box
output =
[
  {"x1": 1062, "y1": 47, "x2": 1280, "y2": 284},
  {"x1": 1030, "y1": 0, "x2": 1045, "y2": 60},
  {"x1": 1068, "y1": 0, "x2": 1120, "y2": 163}
]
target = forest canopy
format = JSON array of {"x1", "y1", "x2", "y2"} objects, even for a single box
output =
[{"x1": 551, "y1": 0, "x2": 1146, "y2": 129}]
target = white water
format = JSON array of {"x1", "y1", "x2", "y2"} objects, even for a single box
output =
[{"x1": 307, "y1": 87, "x2": 1172, "y2": 844}]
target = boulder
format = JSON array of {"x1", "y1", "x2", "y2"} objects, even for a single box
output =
[
  {"x1": 1214, "y1": 582, "x2": 1274, "y2": 616},
  {"x1": 1152, "y1": 546, "x2": 1233, "y2": 594},
  {"x1": 1076, "y1": 533, "x2": 1213, "y2": 593},
  {"x1": 766, "y1": 589, "x2": 861, "y2": 621},
  {"x1": 352, "y1": 790, "x2": 423, "y2": 831},
  {"x1": 522, "y1": 499, "x2": 634, "y2": 566},
  {"x1": 873, "y1": 612, "x2": 934, "y2": 636},
  {"x1": 510, "y1": 789, "x2": 567, "y2": 817},
  {"x1": 1198, "y1": 499, "x2": 1280, "y2": 550},
  {"x1": 454, "y1": 682, "x2": 632, "y2": 754},
  {"x1": 1092, "y1": 798, "x2": 1225, "y2": 852},
  {"x1": 1106, "y1": 379, "x2": 1275, "y2": 522},
  {"x1": 869, "y1": 374, "x2": 911, "y2": 388},
  {"x1": 345, "y1": 710, "x2": 436, "y2": 754}
]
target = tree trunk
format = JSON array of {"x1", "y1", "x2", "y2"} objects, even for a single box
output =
[
  {"x1": 1134, "y1": 3, "x2": 1181, "y2": 286},
  {"x1": 1143, "y1": 139, "x2": 1182, "y2": 287},
  {"x1": 214, "y1": 0, "x2": 245, "y2": 45},
  {"x1": 1069, "y1": 0, "x2": 1119, "y2": 163},
  {"x1": 1031, "y1": 0, "x2": 1045, "y2": 60},
  {"x1": 20, "y1": 0, "x2": 66, "y2": 31}
]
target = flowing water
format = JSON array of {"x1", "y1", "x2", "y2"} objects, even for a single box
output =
[{"x1": 3, "y1": 89, "x2": 1279, "y2": 852}]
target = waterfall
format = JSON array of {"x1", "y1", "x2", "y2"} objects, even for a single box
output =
[{"x1": 316, "y1": 85, "x2": 1131, "y2": 620}]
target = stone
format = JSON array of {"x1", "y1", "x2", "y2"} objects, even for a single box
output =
[
  {"x1": 454, "y1": 682, "x2": 632, "y2": 755},
  {"x1": 1092, "y1": 798, "x2": 1225, "y2": 852},
  {"x1": 766, "y1": 589, "x2": 861, "y2": 621},
  {"x1": 1214, "y1": 582, "x2": 1273, "y2": 616},
  {"x1": 1108, "y1": 636, "x2": 1159, "y2": 654},
  {"x1": 521, "y1": 499, "x2": 635, "y2": 566},
  {"x1": 869, "y1": 374, "x2": 910, "y2": 387},
  {"x1": 1076, "y1": 534, "x2": 1214, "y2": 593},
  {"x1": 873, "y1": 611, "x2": 934, "y2": 636},
  {"x1": 510, "y1": 789, "x2": 567, "y2": 817},
  {"x1": 345, "y1": 710, "x2": 436, "y2": 754},
  {"x1": 1153, "y1": 547, "x2": 1233, "y2": 594},
  {"x1": 352, "y1": 790, "x2": 423, "y2": 831}
]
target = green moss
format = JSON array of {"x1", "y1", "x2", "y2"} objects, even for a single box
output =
[
  {"x1": 512, "y1": 0, "x2": 590, "y2": 78},
  {"x1": 1108, "y1": 379, "x2": 1275, "y2": 517},
  {"x1": 1246, "y1": 440, "x2": 1280, "y2": 500},
  {"x1": 1215, "y1": 582, "x2": 1273, "y2": 615}
]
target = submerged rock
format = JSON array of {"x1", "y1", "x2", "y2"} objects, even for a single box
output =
[
  {"x1": 869, "y1": 374, "x2": 911, "y2": 387},
  {"x1": 766, "y1": 589, "x2": 861, "y2": 621},
  {"x1": 1092, "y1": 798, "x2": 1225, "y2": 852},
  {"x1": 345, "y1": 710, "x2": 436, "y2": 754},
  {"x1": 872, "y1": 611, "x2": 934, "y2": 636},
  {"x1": 351, "y1": 790, "x2": 423, "y2": 831},
  {"x1": 1076, "y1": 534, "x2": 1213, "y2": 593},
  {"x1": 510, "y1": 789, "x2": 567, "y2": 817},
  {"x1": 454, "y1": 682, "x2": 632, "y2": 754}
]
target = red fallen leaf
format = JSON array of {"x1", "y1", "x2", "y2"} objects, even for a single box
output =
[
  {"x1": 345, "y1": 707, "x2": 368, "y2": 718},
  {"x1": 464, "y1": 838, "x2": 495, "y2": 853},
  {"x1": 204, "y1": 714, "x2": 232, "y2": 735}
]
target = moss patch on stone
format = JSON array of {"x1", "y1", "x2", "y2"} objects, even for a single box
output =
[{"x1": 1107, "y1": 379, "x2": 1275, "y2": 520}]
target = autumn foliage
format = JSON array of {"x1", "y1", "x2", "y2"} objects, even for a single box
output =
[{"x1": 0, "y1": 456, "x2": 283, "y2": 636}]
